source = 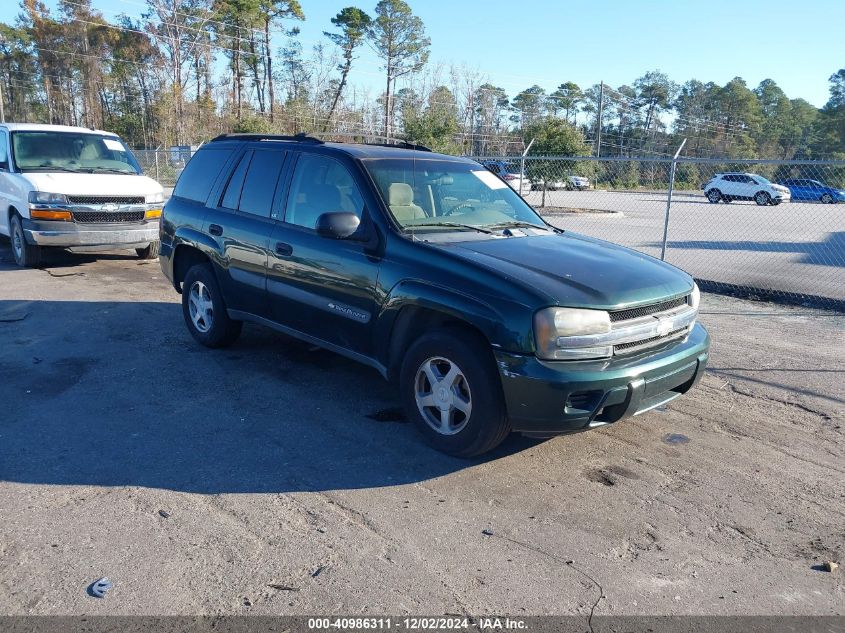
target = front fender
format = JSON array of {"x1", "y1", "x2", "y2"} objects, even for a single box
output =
[{"x1": 373, "y1": 279, "x2": 533, "y2": 367}]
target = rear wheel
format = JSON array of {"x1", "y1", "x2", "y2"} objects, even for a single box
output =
[
  {"x1": 400, "y1": 328, "x2": 510, "y2": 458},
  {"x1": 706, "y1": 189, "x2": 721, "y2": 203},
  {"x1": 820, "y1": 193, "x2": 834, "y2": 204},
  {"x1": 10, "y1": 214, "x2": 41, "y2": 268},
  {"x1": 754, "y1": 191, "x2": 771, "y2": 206},
  {"x1": 181, "y1": 263, "x2": 242, "y2": 348},
  {"x1": 136, "y1": 241, "x2": 160, "y2": 259}
]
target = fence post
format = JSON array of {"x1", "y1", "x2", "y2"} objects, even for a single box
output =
[
  {"x1": 660, "y1": 138, "x2": 687, "y2": 261},
  {"x1": 520, "y1": 138, "x2": 535, "y2": 195},
  {"x1": 154, "y1": 148, "x2": 160, "y2": 182}
]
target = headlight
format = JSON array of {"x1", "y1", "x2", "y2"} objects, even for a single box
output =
[
  {"x1": 689, "y1": 283, "x2": 700, "y2": 310},
  {"x1": 29, "y1": 191, "x2": 69, "y2": 205},
  {"x1": 147, "y1": 191, "x2": 165, "y2": 204},
  {"x1": 534, "y1": 307, "x2": 612, "y2": 360}
]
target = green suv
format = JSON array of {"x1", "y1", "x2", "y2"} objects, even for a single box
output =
[{"x1": 159, "y1": 134, "x2": 709, "y2": 457}]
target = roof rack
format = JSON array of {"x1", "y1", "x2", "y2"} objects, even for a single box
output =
[
  {"x1": 210, "y1": 132, "x2": 324, "y2": 144},
  {"x1": 320, "y1": 132, "x2": 431, "y2": 152},
  {"x1": 210, "y1": 131, "x2": 431, "y2": 152}
]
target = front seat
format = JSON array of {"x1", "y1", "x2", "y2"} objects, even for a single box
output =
[
  {"x1": 388, "y1": 183, "x2": 426, "y2": 223},
  {"x1": 295, "y1": 183, "x2": 342, "y2": 230}
]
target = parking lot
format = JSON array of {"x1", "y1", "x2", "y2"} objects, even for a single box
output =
[
  {"x1": 525, "y1": 190, "x2": 844, "y2": 303},
  {"x1": 0, "y1": 239, "x2": 843, "y2": 617}
]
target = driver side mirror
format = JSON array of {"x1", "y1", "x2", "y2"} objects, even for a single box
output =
[{"x1": 315, "y1": 212, "x2": 361, "y2": 240}]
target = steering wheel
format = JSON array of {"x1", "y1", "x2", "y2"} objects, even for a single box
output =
[{"x1": 443, "y1": 202, "x2": 475, "y2": 217}]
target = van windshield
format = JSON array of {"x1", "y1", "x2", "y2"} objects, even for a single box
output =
[
  {"x1": 364, "y1": 158, "x2": 546, "y2": 232},
  {"x1": 11, "y1": 131, "x2": 141, "y2": 174}
]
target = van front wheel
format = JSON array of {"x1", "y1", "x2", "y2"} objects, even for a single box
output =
[{"x1": 10, "y1": 214, "x2": 41, "y2": 268}]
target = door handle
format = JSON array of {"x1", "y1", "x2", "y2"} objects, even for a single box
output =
[
  {"x1": 208, "y1": 223, "x2": 223, "y2": 236},
  {"x1": 275, "y1": 242, "x2": 293, "y2": 256}
]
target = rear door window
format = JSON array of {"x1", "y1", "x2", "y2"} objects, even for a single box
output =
[
  {"x1": 173, "y1": 148, "x2": 234, "y2": 203},
  {"x1": 237, "y1": 149, "x2": 287, "y2": 218},
  {"x1": 220, "y1": 151, "x2": 252, "y2": 210}
]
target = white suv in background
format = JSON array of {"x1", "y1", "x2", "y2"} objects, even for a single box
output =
[
  {"x1": 0, "y1": 123, "x2": 165, "y2": 267},
  {"x1": 703, "y1": 172, "x2": 791, "y2": 206}
]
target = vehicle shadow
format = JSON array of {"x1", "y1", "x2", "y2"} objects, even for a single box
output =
[
  {"x1": 0, "y1": 298, "x2": 542, "y2": 494},
  {"x1": 0, "y1": 236, "x2": 143, "y2": 269}
]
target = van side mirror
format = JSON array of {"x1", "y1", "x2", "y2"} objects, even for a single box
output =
[{"x1": 315, "y1": 212, "x2": 361, "y2": 239}]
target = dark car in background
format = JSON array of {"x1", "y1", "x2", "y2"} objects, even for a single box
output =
[
  {"x1": 159, "y1": 134, "x2": 709, "y2": 457},
  {"x1": 778, "y1": 178, "x2": 845, "y2": 203}
]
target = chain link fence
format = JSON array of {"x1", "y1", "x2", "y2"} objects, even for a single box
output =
[
  {"x1": 470, "y1": 155, "x2": 845, "y2": 310},
  {"x1": 131, "y1": 145, "x2": 844, "y2": 309},
  {"x1": 133, "y1": 149, "x2": 191, "y2": 188}
]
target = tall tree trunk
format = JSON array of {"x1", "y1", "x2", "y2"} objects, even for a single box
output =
[
  {"x1": 323, "y1": 60, "x2": 351, "y2": 133},
  {"x1": 264, "y1": 18, "x2": 274, "y2": 123},
  {"x1": 384, "y1": 64, "x2": 392, "y2": 138}
]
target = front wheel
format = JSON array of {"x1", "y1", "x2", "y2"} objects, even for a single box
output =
[
  {"x1": 820, "y1": 193, "x2": 834, "y2": 204},
  {"x1": 10, "y1": 214, "x2": 41, "y2": 267},
  {"x1": 181, "y1": 263, "x2": 242, "y2": 348},
  {"x1": 400, "y1": 328, "x2": 510, "y2": 458},
  {"x1": 136, "y1": 241, "x2": 160, "y2": 259},
  {"x1": 754, "y1": 191, "x2": 771, "y2": 206},
  {"x1": 706, "y1": 189, "x2": 721, "y2": 203}
]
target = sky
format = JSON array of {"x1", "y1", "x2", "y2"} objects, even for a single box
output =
[{"x1": 2, "y1": 0, "x2": 842, "y2": 108}]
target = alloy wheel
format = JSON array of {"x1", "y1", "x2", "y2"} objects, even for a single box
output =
[
  {"x1": 188, "y1": 280, "x2": 213, "y2": 333},
  {"x1": 414, "y1": 356, "x2": 473, "y2": 435}
]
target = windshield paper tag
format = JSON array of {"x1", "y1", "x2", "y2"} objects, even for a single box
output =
[
  {"x1": 103, "y1": 138, "x2": 125, "y2": 151},
  {"x1": 471, "y1": 170, "x2": 508, "y2": 190}
]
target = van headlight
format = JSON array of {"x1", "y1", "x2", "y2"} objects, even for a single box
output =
[
  {"x1": 29, "y1": 191, "x2": 69, "y2": 205},
  {"x1": 147, "y1": 191, "x2": 165, "y2": 204},
  {"x1": 534, "y1": 307, "x2": 612, "y2": 360}
]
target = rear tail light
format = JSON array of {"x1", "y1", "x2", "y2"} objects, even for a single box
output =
[{"x1": 502, "y1": 174, "x2": 516, "y2": 181}]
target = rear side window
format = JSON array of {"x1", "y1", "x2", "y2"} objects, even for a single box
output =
[
  {"x1": 220, "y1": 151, "x2": 251, "y2": 210},
  {"x1": 173, "y1": 148, "x2": 233, "y2": 203},
  {"x1": 237, "y1": 149, "x2": 286, "y2": 217}
]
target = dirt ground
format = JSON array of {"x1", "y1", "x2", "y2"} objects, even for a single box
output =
[{"x1": 0, "y1": 241, "x2": 843, "y2": 617}]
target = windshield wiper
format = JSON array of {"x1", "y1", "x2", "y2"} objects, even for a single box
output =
[
  {"x1": 484, "y1": 220, "x2": 551, "y2": 231},
  {"x1": 86, "y1": 167, "x2": 136, "y2": 174},
  {"x1": 404, "y1": 222, "x2": 494, "y2": 234},
  {"x1": 23, "y1": 165, "x2": 84, "y2": 173}
]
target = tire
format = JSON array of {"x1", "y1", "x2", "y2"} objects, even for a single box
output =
[
  {"x1": 820, "y1": 193, "x2": 833, "y2": 204},
  {"x1": 754, "y1": 191, "x2": 771, "y2": 206},
  {"x1": 400, "y1": 327, "x2": 510, "y2": 458},
  {"x1": 9, "y1": 214, "x2": 41, "y2": 268},
  {"x1": 136, "y1": 241, "x2": 160, "y2": 259},
  {"x1": 706, "y1": 189, "x2": 721, "y2": 204},
  {"x1": 181, "y1": 263, "x2": 242, "y2": 348}
]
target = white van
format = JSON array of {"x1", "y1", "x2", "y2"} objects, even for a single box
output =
[{"x1": 0, "y1": 123, "x2": 165, "y2": 267}]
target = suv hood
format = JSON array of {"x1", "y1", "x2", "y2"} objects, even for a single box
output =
[
  {"x1": 441, "y1": 232, "x2": 693, "y2": 309},
  {"x1": 21, "y1": 172, "x2": 163, "y2": 198}
]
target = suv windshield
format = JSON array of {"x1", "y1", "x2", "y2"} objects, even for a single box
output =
[
  {"x1": 364, "y1": 158, "x2": 545, "y2": 231},
  {"x1": 11, "y1": 131, "x2": 141, "y2": 174},
  {"x1": 749, "y1": 173, "x2": 771, "y2": 184}
]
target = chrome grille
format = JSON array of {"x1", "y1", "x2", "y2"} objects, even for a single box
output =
[
  {"x1": 609, "y1": 296, "x2": 689, "y2": 322},
  {"x1": 67, "y1": 195, "x2": 145, "y2": 205},
  {"x1": 72, "y1": 210, "x2": 146, "y2": 223},
  {"x1": 614, "y1": 327, "x2": 689, "y2": 355}
]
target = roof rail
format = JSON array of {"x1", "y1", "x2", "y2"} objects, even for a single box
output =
[
  {"x1": 210, "y1": 131, "x2": 432, "y2": 152},
  {"x1": 319, "y1": 132, "x2": 431, "y2": 152},
  {"x1": 210, "y1": 132, "x2": 324, "y2": 144}
]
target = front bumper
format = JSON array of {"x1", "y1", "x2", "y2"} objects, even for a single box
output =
[
  {"x1": 23, "y1": 218, "x2": 159, "y2": 249},
  {"x1": 496, "y1": 322, "x2": 710, "y2": 435}
]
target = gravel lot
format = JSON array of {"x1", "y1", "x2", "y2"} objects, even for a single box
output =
[
  {"x1": 0, "y1": 240, "x2": 843, "y2": 617},
  {"x1": 524, "y1": 190, "x2": 845, "y2": 303}
]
